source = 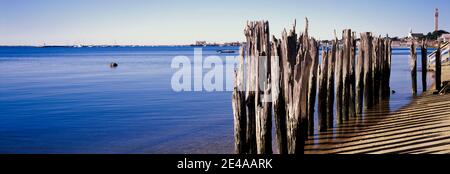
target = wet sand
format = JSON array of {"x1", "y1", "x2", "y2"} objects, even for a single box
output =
[{"x1": 305, "y1": 67, "x2": 450, "y2": 154}]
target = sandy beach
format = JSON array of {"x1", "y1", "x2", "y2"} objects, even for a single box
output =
[{"x1": 305, "y1": 67, "x2": 450, "y2": 154}]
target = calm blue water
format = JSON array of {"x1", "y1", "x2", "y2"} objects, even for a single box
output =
[{"x1": 0, "y1": 46, "x2": 434, "y2": 154}]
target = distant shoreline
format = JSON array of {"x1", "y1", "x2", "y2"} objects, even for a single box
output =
[
  {"x1": 0, "y1": 45, "x2": 242, "y2": 48},
  {"x1": 0, "y1": 45, "x2": 437, "y2": 49}
]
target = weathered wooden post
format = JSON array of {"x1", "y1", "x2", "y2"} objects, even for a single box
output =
[
  {"x1": 234, "y1": 20, "x2": 399, "y2": 154},
  {"x1": 243, "y1": 21, "x2": 272, "y2": 154},
  {"x1": 378, "y1": 38, "x2": 385, "y2": 101},
  {"x1": 251, "y1": 21, "x2": 273, "y2": 154},
  {"x1": 385, "y1": 38, "x2": 392, "y2": 98},
  {"x1": 279, "y1": 20, "x2": 313, "y2": 154},
  {"x1": 381, "y1": 37, "x2": 392, "y2": 98},
  {"x1": 232, "y1": 47, "x2": 247, "y2": 154},
  {"x1": 318, "y1": 48, "x2": 329, "y2": 131},
  {"x1": 356, "y1": 35, "x2": 364, "y2": 115},
  {"x1": 336, "y1": 48, "x2": 344, "y2": 124},
  {"x1": 271, "y1": 37, "x2": 287, "y2": 154},
  {"x1": 298, "y1": 38, "x2": 316, "y2": 149},
  {"x1": 255, "y1": 76, "x2": 272, "y2": 154},
  {"x1": 342, "y1": 29, "x2": 351, "y2": 121},
  {"x1": 362, "y1": 32, "x2": 373, "y2": 109},
  {"x1": 372, "y1": 37, "x2": 380, "y2": 104},
  {"x1": 280, "y1": 23, "x2": 301, "y2": 154},
  {"x1": 327, "y1": 40, "x2": 336, "y2": 128},
  {"x1": 435, "y1": 42, "x2": 442, "y2": 90},
  {"x1": 421, "y1": 41, "x2": 427, "y2": 92},
  {"x1": 307, "y1": 37, "x2": 319, "y2": 136},
  {"x1": 349, "y1": 32, "x2": 357, "y2": 118},
  {"x1": 282, "y1": 18, "x2": 315, "y2": 154},
  {"x1": 410, "y1": 42, "x2": 417, "y2": 96},
  {"x1": 335, "y1": 29, "x2": 344, "y2": 124},
  {"x1": 244, "y1": 23, "x2": 257, "y2": 154}
]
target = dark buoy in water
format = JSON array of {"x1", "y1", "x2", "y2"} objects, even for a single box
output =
[
  {"x1": 110, "y1": 62, "x2": 118, "y2": 68},
  {"x1": 392, "y1": 90, "x2": 396, "y2": 94}
]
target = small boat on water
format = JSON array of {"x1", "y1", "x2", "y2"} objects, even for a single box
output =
[
  {"x1": 110, "y1": 62, "x2": 118, "y2": 68},
  {"x1": 217, "y1": 50, "x2": 236, "y2": 54}
]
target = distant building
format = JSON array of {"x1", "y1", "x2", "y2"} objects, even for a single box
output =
[
  {"x1": 220, "y1": 42, "x2": 241, "y2": 46},
  {"x1": 439, "y1": 34, "x2": 450, "y2": 42},
  {"x1": 435, "y1": 8, "x2": 439, "y2": 32},
  {"x1": 408, "y1": 29, "x2": 424, "y2": 40},
  {"x1": 195, "y1": 41, "x2": 207, "y2": 46}
]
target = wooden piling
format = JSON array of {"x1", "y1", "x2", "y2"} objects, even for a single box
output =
[
  {"x1": 342, "y1": 29, "x2": 351, "y2": 121},
  {"x1": 282, "y1": 19, "x2": 316, "y2": 154},
  {"x1": 410, "y1": 42, "x2": 417, "y2": 96},
  {"x1": 298, "y1": 38, "x2": 316, "y2": 151},
  {"x1": 244, "y1": 36, "x2": 257, "y2": 154},
  {"x1": 281, "y1": 23, "x2": 299, "y2": 154},
  {"x1": 271, "y1": 37, "x2": 288, "y2": 154},
  {"x1": 243, "y1": 21, "x2": 273, "y2": 154},
  {"x1": 318, "y1": 48, "x2": 329, "y2": 131},
  {"x1": 372, "y1": 37, "x2": 380, "y2": 104},
  {"x1": 278, "y1": 20, "x2": 313, "y2": 154},
  {"x1": 336, "y1": 48, "x2": 344, "y2": 124},
  {"x1": 362, "y1": 32, "x2": 373, "y2": 109},
  {"x1": 377, "y1": 38, "x2": 385, "y2": 101},
  {"x1": 307, "y1": 37, "x2": 319, "y2": 136},
  {"x1": 355, "y1": 35, "x2": 364, "y2": 114},
  {"x1": 327, "y1": 40, "x2": 336, "y2": 128},
  {"x1": 382, "y1": 37, "x2": 392, "y2": 98},
  {"x1": 421, "y1": 41, "x2": 427, "y2": 92},
  {"x1": 251, "y1": 21, "x2": 272, "y2": 154},
  {"x1": 233, "y1": 20, "x2": 395, "y2": 154},
  {"x1": 232, "y1": 47, "x2": 247, "y2": 154},
  {"x1": 255, "y1": 77, "x2": 272, "y2": 154},
  {"x1": 349, "y1": 32, "x2": 357, "y2": 118},
  {"x1": 280, "y1": 23, "x2": 301, "y2": 154},
  {"x1": 435, "y1": 42, "x2": 442, "y2": 90}
]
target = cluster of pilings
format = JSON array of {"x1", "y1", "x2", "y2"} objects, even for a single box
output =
[
  {"x1": 232, "y1": 20, "x2": 392, "y2": 154},
  {"x1": 411, "y1": 40, "x2": 443, "y2": 93}
]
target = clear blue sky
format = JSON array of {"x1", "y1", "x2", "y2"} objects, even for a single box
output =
[{"x1": 0, "y1": 0, "x2": 448, "y2": 45}]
